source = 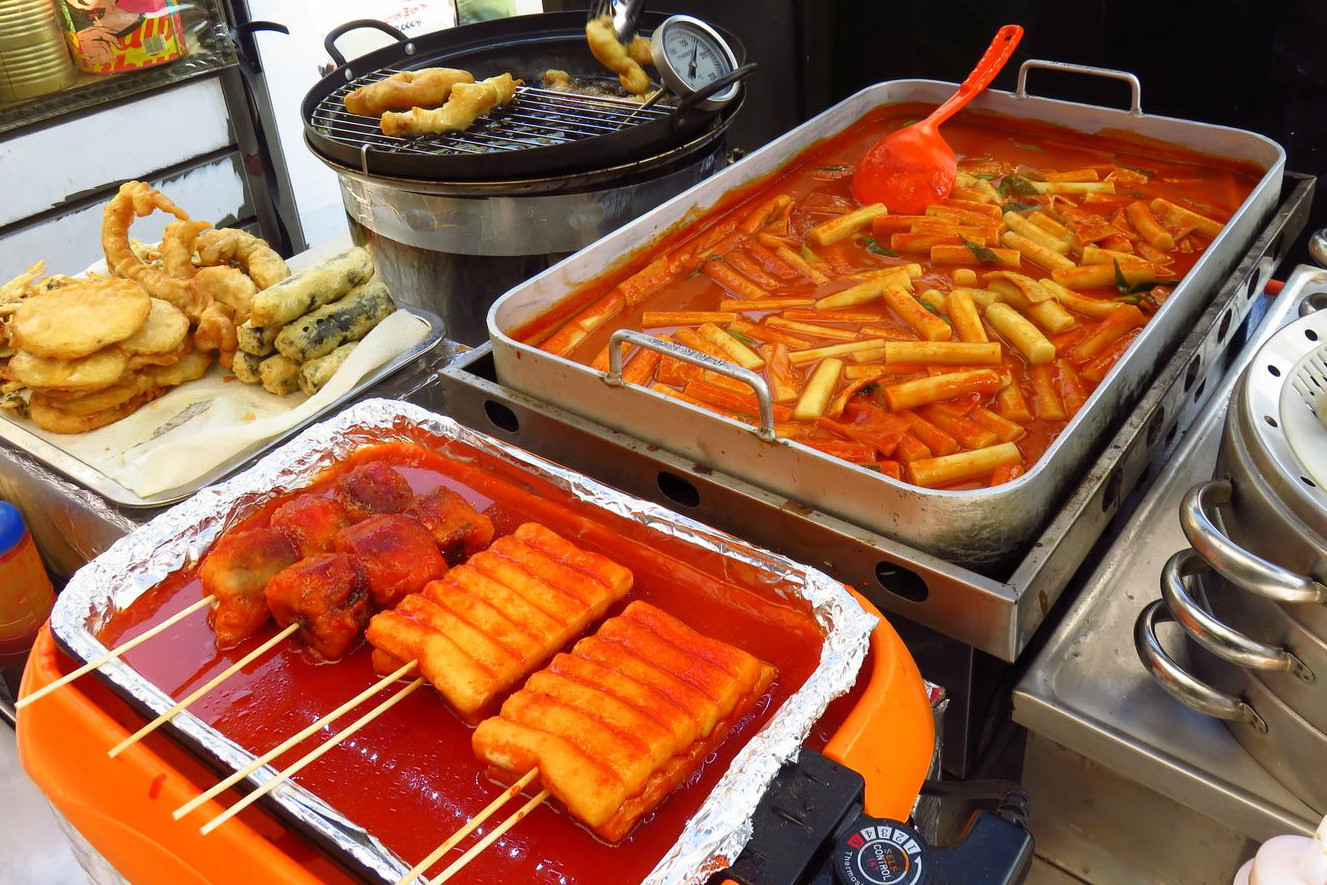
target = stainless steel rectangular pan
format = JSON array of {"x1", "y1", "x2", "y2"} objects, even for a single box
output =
[{"x1": 488, "y1": 60, "x2": 1286, "y2": 569}]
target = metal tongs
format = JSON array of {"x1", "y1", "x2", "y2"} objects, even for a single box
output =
[{"x1": 589, "y1": 0, "x2": 645, "y2": 41}]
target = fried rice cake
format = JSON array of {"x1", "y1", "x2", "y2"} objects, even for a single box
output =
[
  {"x1": 365, "y1": 522, "x2": 631, "y2": 722},
  {"x1": 472, "y1": 601, "x2": 777, "y2": 843}
]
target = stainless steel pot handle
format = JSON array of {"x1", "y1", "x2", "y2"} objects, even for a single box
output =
[
  {"x1": 1134, "y1": 600, "x2": 1267, "y2": 731},
  {"x1": 604, "y1": 329, "x2": 778, "y2": 443},
  {"x1": 1162, "y1": 549, "x2": 1313, "y2": 681},
  {"x1": 1014, "y1": 60, "x2": 1143, "y2": 117},
  {"x1": 1179, "y1": 480, "x2": 1327, "y2": 605}
]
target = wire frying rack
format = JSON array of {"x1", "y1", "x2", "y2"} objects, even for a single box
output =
[{"x1": 310, "y1": 68, "x2": 677, "y2": 159}]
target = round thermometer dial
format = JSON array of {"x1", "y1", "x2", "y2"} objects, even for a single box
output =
[{"x1": 650, "y1": 14, "x2": 740, "y2": 111}]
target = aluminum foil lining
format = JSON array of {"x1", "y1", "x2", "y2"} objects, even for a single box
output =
[{"x1": 50, "y1": 397, "x2": 878, "y2": 885}]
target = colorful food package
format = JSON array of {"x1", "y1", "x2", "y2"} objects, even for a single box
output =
[{"x1": 56, "y1": 0, "x2": 186, "y2": 75}]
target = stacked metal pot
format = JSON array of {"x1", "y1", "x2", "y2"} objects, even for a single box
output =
[{"x1": 1137, "y1": 241, "x2": 1327, "y2": 813}]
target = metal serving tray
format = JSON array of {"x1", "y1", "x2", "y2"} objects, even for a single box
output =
[
  {"x1": 486, "y1": 60, "x2": 1287, "y2": 571},
  {"x1": 446, "y1": 175, "x2": 1312, "y2": 661},
  {"x1": 0, "y1": 304, "x2": 445, "y2": 510}
]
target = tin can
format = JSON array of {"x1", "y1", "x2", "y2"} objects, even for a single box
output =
[
  {"x1": 55, "y1": 0, "x2": 185, "y2": 75},
  {"x1": 0, "y1": 0, "x2": 76, "y2": 103},
  {"x1": 0, "y1": 502, "x2": 56, "y2": 666}
]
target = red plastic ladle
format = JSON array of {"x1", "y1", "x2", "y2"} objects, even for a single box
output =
[{"x1": 852, "y1": 25, "x2": 1024, "y2": 214}]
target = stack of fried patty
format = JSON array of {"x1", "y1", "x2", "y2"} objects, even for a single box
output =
[{"x1": 6, "y1": 278, "x2": 208, "y2": 433}]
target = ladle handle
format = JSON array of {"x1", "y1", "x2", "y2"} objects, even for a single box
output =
[{"x1": 927, "y1": 24, "x2": 1024, "y2": 128}]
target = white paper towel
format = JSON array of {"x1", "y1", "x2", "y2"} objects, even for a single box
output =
[{"x1": 22, "y1": 309, "x2": 429, "y2": 498}]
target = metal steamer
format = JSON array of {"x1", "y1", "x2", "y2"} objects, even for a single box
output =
[
  {"x1": 486, "y1": 61, "x2": 1286, "y2": 572},
  {"x1": 1137, "y1": 253, "x2": 1327, "y2": 813},
  {"x1": 304, "y1": 13, "x2": 749, "y2": 345}
]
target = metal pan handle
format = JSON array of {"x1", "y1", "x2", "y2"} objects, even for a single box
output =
[
  {"x1": 1162, "y1": 549, "x2": 1313, "y2": 680},
  {"x1": 324, "y1": 19, "x2": 410, "y2": 70},
  {"x1": 675, "y1": 62, "x2": 760, "y2": 118},
  {"x1": 605, "y1": 329, "x2": 778, "y2": 443},
  {"x1": 1179, "y1": 480, "x2": 1327, "y2": 605},
  {"x1": 1134, "y1": 600, "x2": 1267, "y2": 731},
  {"x1": 1014, "y1": 59, "x2": 1143, "y2": 117}
]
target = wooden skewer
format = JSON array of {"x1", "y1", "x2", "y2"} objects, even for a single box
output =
[
  {"x1": 200, "y1": 675, "x2": 427, "y2": 835},
  {"x1": 395, "y1": 769, "x2": 542, "y2": 885},
  {"x1": 173, "y1": 660, "x2": 418, "y2": 821},
  {"x1": 108, "y1": 623, "x2": 298, "y2": 758},
  {"x1": 17, "y1": 595, "x2": 216, "y2": 709},
  {"x1": 430, "y1": 789, "x2": 551, "y2": 885}
]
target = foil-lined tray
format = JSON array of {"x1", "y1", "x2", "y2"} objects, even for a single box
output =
[{"x1": 49, "y1": 398, "x2": 877, "y2": 885}]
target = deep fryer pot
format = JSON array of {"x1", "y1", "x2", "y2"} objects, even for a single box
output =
[
  {"x1": 306, "y1": 13, "x2": 745, "y2": 344},
  {"x1": 333, "y1": 131, "x2": 730, "y2": 345},
  {"x1": 303, "y1": 12, "x2": 750, "y2": 181}
]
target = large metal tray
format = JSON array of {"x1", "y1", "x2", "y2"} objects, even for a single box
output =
[
  {"x1": 0, "y1": 304, "x2": 445, "y2": 509},
  {"x1": 486, "y1": 61, "x2": 1287, "y2": 570},
  {"x1": 445, "y1": 175, "x2": 1312, "y2": 662}
]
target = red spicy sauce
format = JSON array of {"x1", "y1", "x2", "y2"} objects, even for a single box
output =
[
  {"x1": 101, "y1": 442, "x2": 826, "y2": 884},
  {"x1": 520, "y1": 103, "x2": 1262, "y2": 489}
]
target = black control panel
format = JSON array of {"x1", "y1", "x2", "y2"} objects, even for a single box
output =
[{"x1": 721, "y1": 750, "x2": 1033, "y2": 885}]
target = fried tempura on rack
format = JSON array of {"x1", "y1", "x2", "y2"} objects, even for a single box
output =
[
  {"x1": 404, "y1": 485, "x2": 494, "y2": 564},
  {"x1": 586, "y1": 15, "x2": 650, "y2": 94},
  {"x1": 334, "y1": 514, "x2": 447, "y2": 608},
  {"x1": 344, "y1": 67, "x2": 474, "y2": 116},
  {"x1": 199, "y1": 527, "x2": 299, "y2": 647},
  {"x1": 365, "y1": 522, "x2": 632, "y2": 722},
  {"x1": 378, "y1": 73, "x2": 521, "y2": 137},
  {"x1": 335, "y1": 462, "x2": 414, "y2": 520},
  {"x1": 472, "y1": 601, "x2": 777, "y2": 842},
  {"x1": 264, "y1": 553, "x2": 374, "y2": 661}
]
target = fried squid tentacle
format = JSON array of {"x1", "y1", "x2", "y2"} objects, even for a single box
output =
[
  {"x1": 161, "y1": 219, "x2": 212, "y2": 279},
  {"x1": 102, "y1": 181, "x2": 206, "y2": 320},
  {"x1": 196, "y1": 228, "x2": 291, "y2": 291}
]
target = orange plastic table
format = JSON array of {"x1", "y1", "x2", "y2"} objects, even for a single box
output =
[{"x1": 18, "y1": 589, "x2": 932, "y2": 884}]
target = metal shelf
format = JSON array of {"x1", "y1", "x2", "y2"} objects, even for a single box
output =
[{"x1": 0, "y1": 0, "x2": 236, "y2": 137}]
